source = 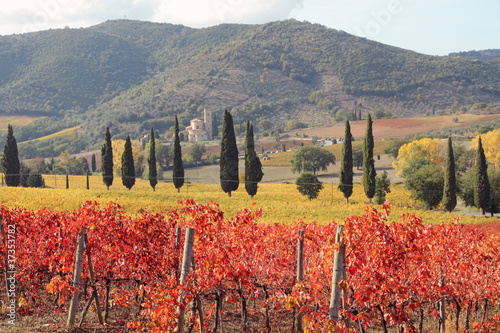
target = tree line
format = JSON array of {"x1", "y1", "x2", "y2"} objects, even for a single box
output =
[
  {"x1": 102, "y1": 110, "x2": 264, "y2": 196},
  {"x1": 1, "y1": 111, "x2": 265, "y2": 197},
  {"x1": 2, "y1": 115, "x2": 498, "y2": 215},
  {"x1": 391, "y1": 133, "x2": 500, "y2": 215},
  {"x1": 290, "y1": 116, "x2": 499, "y2": 216}
]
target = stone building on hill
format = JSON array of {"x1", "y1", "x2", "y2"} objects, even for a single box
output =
[{"x1": 181, "y1": 108, "x2": 213, "y2": 142}]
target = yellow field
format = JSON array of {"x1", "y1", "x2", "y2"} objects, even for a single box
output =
[
  {"x1": 0, "y1": 116, "x2": 46, "y2": 132},
  {"x1": 0, "y1": 173, "x2": 491, "y2": 226},
  {"x1": 27, "y1": 126, "x2": 80, "y2": 142}
]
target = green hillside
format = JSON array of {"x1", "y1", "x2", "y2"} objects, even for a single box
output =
[
  {"x1": 0, "y1": 19, "x2": 499, "y2": 158},
  {"x1": 0, "y1": 27, "x2": 150, "y2": 114}
]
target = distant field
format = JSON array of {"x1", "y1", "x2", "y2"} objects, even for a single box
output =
[
  {"x1": 0, "y1": 116, "x2": 45, "y2": 132},
  {"x1": 27, "y1": 125, "x2": 80, "y2": 142},
  {"x1": 288, "y1": 113, "x2": 500, "y2": 140},
  {"x1": 202, "y1": 113, "x2": 499, "y2": 162},
  {"x1": 260, "y1": 140, "x2": 392, "y2": 167}
]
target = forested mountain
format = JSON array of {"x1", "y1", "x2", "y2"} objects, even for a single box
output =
[
  {"x1": 0, "y1": 19, "x2": 499, "y2": 157},
  {"x1": 448, "y1": 49, "x2": 500, "y2": 62}
]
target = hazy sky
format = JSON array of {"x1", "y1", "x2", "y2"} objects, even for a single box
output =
[{"x1": 1, "y1": 0, "x2": 499, "y2": 55}]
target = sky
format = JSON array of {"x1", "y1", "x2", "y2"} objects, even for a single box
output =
[{"x1": 0, "y1": 0, "x2": 499, "y2": 56}]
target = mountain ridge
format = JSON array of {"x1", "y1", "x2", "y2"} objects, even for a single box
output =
[{"x1": 0, "y1": 19, "x2": 498, "y2": 157}]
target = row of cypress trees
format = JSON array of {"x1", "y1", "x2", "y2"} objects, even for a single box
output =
[
  {"x1": 101, "y1": 110, "x2": 264, "y2": 197},
  {"x1": 443, "y1": 136, "x2": 492, "y2": 215},
  {"x1": 0, "y1": 117, "x2": 494, "y2": 213},
  {"x1": 172, "y1": 110, "x2": 264, "y2": 197},
  {"x1": 0, "y1": 114, "x2": 261, "y2": 196},
  {"x1": 219, "y1": 110, "x2": 264, "y2": 197},
  {"x1": 338, "y1": 114, "x2": 377, "y2": 204},
  {"x1": 0, "y1": 114, "x2": 258, "y2": 193},
  {"x1": 338, "y1": 115, "x2": 493, "y2": 214},
  {"x1": 101, "y1": 126, "x2": 160, "y2": 191}
]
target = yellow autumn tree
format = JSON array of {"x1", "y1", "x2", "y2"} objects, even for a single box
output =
[
  {"x1": 393, "y1": 138, "x2": 445, "y2": 176},
  {"x1": 472, "y1": 129, "x2": 500, "y2": 167},
  {"x1": 56, "y1": 150, "x2": 71, "y2": 171},
  {"x1": 112, "y1": 139, "x2": 145, "y2": 176}
]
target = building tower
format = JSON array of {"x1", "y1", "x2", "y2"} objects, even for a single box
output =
[{"x1": 204, "y1": 108, "x2": 213, "y2": 140}]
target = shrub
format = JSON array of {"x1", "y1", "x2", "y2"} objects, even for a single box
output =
[{"x1": 296, "y1": 172, "x2": 323, "y2": 200}]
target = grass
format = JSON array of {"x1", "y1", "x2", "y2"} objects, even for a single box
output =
[{"x1": 0, "y1": 173, "x2": 494, "y2": 226}]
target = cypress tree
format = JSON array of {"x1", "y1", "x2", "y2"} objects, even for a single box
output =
[
  {"x1": 148, "y1": 127, "x2": 158, "y2": 191},
  {"x1": 212, "y1": 112, "x2": 218, "y2": 138},
  {"x1": 173, "y1": 115, "x2": 184, "y2": 193},
  {"x1": 66, "y1": 173, "x2": 69, "y2": 189},
  {"x1": 1, "y1": 124, "x2": 20, "y2": 187},
  {"x1": 363, "y1": 114, "x2": 376, "y2": 203},
  {"x1": 474, "y1": 137, "x2": 491, "y2": 215},
  {"x1": 86, "y1": 172, "x2": 90, "y2": 190},
  {"x1": 91, "y1": 154, "x2": 96, "y2": 173},
  {"x1": 338, "y1": 121, "x2": 353, "y2": 204},
  {"x1": 375, "y1": 171, "x2": 391, "y2": 205},
  {"x1": 245, "y1": 120, "x2": 264, "y2": 198},
  {"x1": 121, "y1": 135, "x2": 136, "y2": 190},
  {"x1": 101, "y1": 127, "x2": 113, "y2": 190},
  {"x1": 220, "y1": 109, "x2": 239, "y2": 197},
  {"x1": 442, "y1": 137, "x2": 457, "y2": 213}
]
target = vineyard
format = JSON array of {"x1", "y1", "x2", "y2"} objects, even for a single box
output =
[
  {"x1": 1, "y1": 200, "x2": 499, "y2": 332},
  {"x1": 0, "y1": 177, "x2": 489, "y2": 226}
]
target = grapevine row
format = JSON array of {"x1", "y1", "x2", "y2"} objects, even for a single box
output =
[{"x1": 0, "y1": 200, "x2": 499, "y2": 332}]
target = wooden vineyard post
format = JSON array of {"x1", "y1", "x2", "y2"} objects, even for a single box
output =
[
  {"x1": 329, "y1": 225, "x2": 345, "y2": 322},
  {"x1": 67, "y1": 228, "x2": 87, "y2": 329},
  {"x1": 297, "y1": 230, "x2": 304, "y2": 282},
  {"x1": 439, "y1": 296, "x2": 446, "y2": 333},
  {"x1": 295, "y1": 230, "x2": 305, "y2": 332},
  {"x1": 178, "y1": 227, "x2": 195, "y2": 333}
]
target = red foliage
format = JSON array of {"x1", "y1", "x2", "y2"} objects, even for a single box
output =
[{"x1": 0, "y1": 201, "x2": 499, "y2": 331}]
